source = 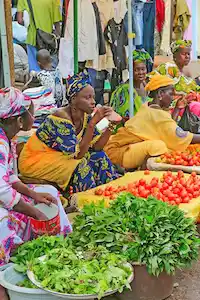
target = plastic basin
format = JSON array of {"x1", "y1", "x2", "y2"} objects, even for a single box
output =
[{"x1": 0, "y1": 264, "x2": 64, "y2": 300}]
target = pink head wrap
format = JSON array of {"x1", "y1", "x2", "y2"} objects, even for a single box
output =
[{"x1": 0, "y1": 87, "x2": 31, "y2": 119}]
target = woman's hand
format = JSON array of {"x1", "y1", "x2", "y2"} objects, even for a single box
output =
[
  {"x1": 175, "y1": 95, "x2": 187, "y2": 109},
  {"x1": 34, "y1": 208, "x2": 49, "y2": 220},
  {"x1": 91, "y1": 106, "x2": 113, "y2": 125},
  {"x1": 34, "y1": 193, "x2": 57, "y2": 206}
]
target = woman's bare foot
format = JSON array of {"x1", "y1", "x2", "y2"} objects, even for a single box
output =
[{"x1": 0, "y1": 286, "x2": 9, "y2": 300}]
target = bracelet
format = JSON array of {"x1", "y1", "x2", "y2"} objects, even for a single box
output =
[{"x1": 107, "y1": 122, "x2": 116, "y2": 132}]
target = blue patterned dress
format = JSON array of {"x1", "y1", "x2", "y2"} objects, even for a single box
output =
[{"x1": 20, "y1": 113, "x2": 119, "y2": 193}]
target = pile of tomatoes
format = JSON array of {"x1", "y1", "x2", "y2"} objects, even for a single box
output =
[
  {"x1": 157, "y1": 149, "x2": 200, "y2": 166},
  {"x1": 94, "y1": 171, "x2": 200, "y2": 206}
]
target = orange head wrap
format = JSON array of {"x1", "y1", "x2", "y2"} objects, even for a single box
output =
[{"x1": 145, "y1": 75, "x2": 174, "y2": 92}]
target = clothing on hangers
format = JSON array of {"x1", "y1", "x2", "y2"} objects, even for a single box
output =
[
  {"x1": 143, "y1": 0, "x2": 156, "y2": 59},
  {"x1": 156, "y1": 0, "x2": 165, "y2": 33},
  {"x1": 92, "y1": 2, "x2": 106, "y2": 55},
  {"x1": 64, "y1": 0, "x2": 98, "y2": 62},
  {"x1": 124, "y1": 0, "x2": 144, "y2": 47},
  {"x1": 173, "y1": 0, "x2": 191, "y2": 40},
  {"x1": 86, "y1": 0, "x2": 115, "y2": 71},
  {"x1": 160, "y1": 0, "x2": 172, "y2": 55},
  {"x1": 104, "y1": 19, "x2": 128, "y2": 71}
]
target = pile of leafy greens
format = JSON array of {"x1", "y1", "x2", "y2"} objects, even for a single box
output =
[
  {"x1": 11, "y1": 235, "x2": 67, "y2": 273},
  {"x1": 70, "y1": 194, "x2": 200, "y2": 276},
  {"x1": 11, "y1": 193, "x2": 200, "y2": 282},
  {"x1": 31, "y1": 246, "x2": 132, "y2": 298}
]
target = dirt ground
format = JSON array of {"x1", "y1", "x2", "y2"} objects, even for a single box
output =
[{"x1": 169, "y1": 259, "x2": 200, "y2": 300}]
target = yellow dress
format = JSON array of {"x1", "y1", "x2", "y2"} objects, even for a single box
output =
[
  {"x1": 104, "y1": 105, "x2": 193, "y2": 169},
  {"x1": 19, "y1": 114, "x2": 119, "y2": 192}
]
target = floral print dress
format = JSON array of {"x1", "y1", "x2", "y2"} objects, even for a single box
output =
[{"x1": 0, "y1": 127, "x2": 72, "y2": 266}]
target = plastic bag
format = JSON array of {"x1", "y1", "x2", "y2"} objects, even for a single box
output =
[{"x1": 178, "y1": 106, "x2": 200, "y2": 133}]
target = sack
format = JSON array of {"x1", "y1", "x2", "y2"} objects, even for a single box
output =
[
  {"x1": 178, "y1": 106, "x2": 200, "y2": 134},
  {"x1": 36, "y1": 29, "x2": 59, "y2": 54},
  {"x1": 27, "y1": 0, "x2": 59, "y2": 54}
]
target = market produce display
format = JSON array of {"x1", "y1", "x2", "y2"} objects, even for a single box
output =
[
  {"x1": 17, "y1": 278, "x2": 36, "y2": 289},
  {"x1": 157, "y1": 149, "x2": 200, "y2": 166},
  {"x1": 71, "y1": 194, "x2": 200, "y2": 276},
  {"x1": 95, "y1": 171, "x2": 200, "y2": 206},
  {"x1": 29, "y1": 247, "x2": 132, "y2": 298},
  {"x1": 11, "y1": 235, "x2": 66, "y2": 273}
]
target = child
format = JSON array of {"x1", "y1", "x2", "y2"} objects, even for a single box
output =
[{"x1": 36, "y1": 49, "x2": 64, "y2": 107}]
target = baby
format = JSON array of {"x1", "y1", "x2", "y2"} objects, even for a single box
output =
[{"x1": 36, "y1": 49, "x2": 64, "y2": 107}]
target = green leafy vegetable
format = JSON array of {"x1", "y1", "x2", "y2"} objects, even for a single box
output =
[
  {"x1": 17, "y1": 278, "x2": 37, "y2": 289},
  {"x1": 31, "y1": 246, "x2": 132, "y2": 299},
  {"x1": 70, "y1": 193, "x2": 200, "y2": 276},
  {"x1": 11, "y1": 235, "x2": 67, "y2": 273}
]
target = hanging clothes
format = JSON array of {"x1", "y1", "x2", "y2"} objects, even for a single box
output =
[
  {"x1": 86, "y1": 0, "x2": 115, "y2": 71},
  {"x1": 92, "y1": 2, "x2": 106, "y2": 55},
  {"x1": 104, "y1": 19, "x2": 128, "y2": 72},
  {"x1": 124, "y1": 0, "x2": 145, "y2": 48},
  {"x1": 64, "y1": 0, "x2": 98, "y2": 62},
  {"x1": 113, "y1": 0, "x2": 127, "y2": 23},
  {"x1": 156, "y1": 0, "x2": 165, "y2": 33},
  {"x1": 160, "y1": 0, "x2": 172, "y2": 55},
  {"x1": 183, "y1": 0, "x2": 192, "y2": 41},
  {"x1": 173, "y1": 0, "x2": 191, "y2": 40},
  {"x1": 154, "y1": 0, "x2": 165, "y2": 55},
  {"x1": 143, "y1": 0, "x2": 156, "y2": 59}
]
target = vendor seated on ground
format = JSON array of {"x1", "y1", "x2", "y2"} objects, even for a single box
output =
[
  {"x1": 0, "y1": 88, "x2": 72, "y2": 299},
  {"x1": 19, "y1": 71, "x2": 119, "y2": 194},
  {"x1": 104, "y1": 75, "x2": 200, "y2": 170}
]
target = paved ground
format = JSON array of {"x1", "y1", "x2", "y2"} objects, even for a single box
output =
[{"x1": 169, "y1": 259, "x2": 200, "y2": 300}]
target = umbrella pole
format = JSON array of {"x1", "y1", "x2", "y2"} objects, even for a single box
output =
[
  {"x1": 73, "y1": 0, "x2": 78, "y2": 73},
  {"x1": 127, "y1": 0, "x2": 134, "y2": 117}
]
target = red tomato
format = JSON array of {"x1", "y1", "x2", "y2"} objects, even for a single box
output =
[{"x1": 144, "y1": 170, "x2": 150, "y2": 175}]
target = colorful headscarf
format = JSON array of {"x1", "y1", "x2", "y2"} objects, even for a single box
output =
[
  {"x1": 170, "y1": 40, "x2": 192, "y2": 54},
  {"x1": 67, "y1": 71, "x2": 92, "y2": 100},
  {"x1": 132, "y1": 49, "x2": 153, "y2": 73},
  {"x1": 0, "y1": 87, "x2": 31, "y2": 119},
  {"x1": 145, "y1": 75, "x2": 174, "y2": 92}
]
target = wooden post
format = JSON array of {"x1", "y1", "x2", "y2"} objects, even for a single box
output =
[{"x1": 4, "y1": 0, "x2": 15, "y2": 86}]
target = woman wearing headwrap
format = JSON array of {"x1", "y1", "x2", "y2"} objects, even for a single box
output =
[
  {"x1": 105, "y1": 75, "x2": 200, "y2": 170},
  {"x1": 150, "y1": 40, "x2": 200, "y2": 95},
  {"x1": 110, "y1": 49, "x2": 153, "y2": 118},
  {"x1": 0, "y1": 88, "x2": 71, "y2": 271},
  {"x1": 149, "y1": 40, "x2": 200, "y2": 117},
  {"x1": 19, "y1": 71, "x2": 119, "y2": 195}
]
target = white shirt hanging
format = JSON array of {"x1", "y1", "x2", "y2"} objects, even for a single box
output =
[{"x1": 64, "y1": 0, "x2": 99, "y2": 62}]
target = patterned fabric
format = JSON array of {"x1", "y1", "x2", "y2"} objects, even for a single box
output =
[
  {"x1": 0, "y1": 87, "x2": 31, "y2": 119},
  {"x1": 67, "y1": 71, "x2": 92, "y2": 100},
  {"x1": 149, "y1": 62, "x2": 200, "y2": 95},
  {"x1": 69, "y1": 151, "x2": 119, "y2": 193},
  {"x1": 145, "y1": 75, "x2": 174, "y2": 92},
  {"x1": 170, "y1": 40, "x2": 192, "y2": 54},
  {"x1": 37, "y1": 68, "x2": 63, "y2": 107},
  {"x1": 0, "y1": 127, "x2": 72, "y2": 266},
  {"x1": 19, "y1": 114, "x2": 119, "y2": 192},
  {"x1": 110, "y1": 83, "x2": 150, "y2": 117},
  {"x1": 110, "y1": 49, "x2": 153, "y2": 119},
  {"x1": 132, "y1": 49, "x2": 153, "y2": 73},
  {"x1": 36, "y1": 115, "x2": 101, "y2": 157}
]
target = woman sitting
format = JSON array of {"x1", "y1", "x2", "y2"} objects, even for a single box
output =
[
  {"x1": 150, "y1": 40, "x2": 200, "y2": 116},
  {"x1": 0, "y1": 88, "x2": 71, "y2": 268},
  {"x1": 150, "y1": 40, "x2": 199, "y2": 94},
  {"x1": 104, "y1": 75, "x2": 200, "y2": 170},
  {"x1": 19, "y1": 71, "x2": 119, "y2": 194},
  {"x1": 110, "y1": 49, "x2": 153, "y2": 118}
]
